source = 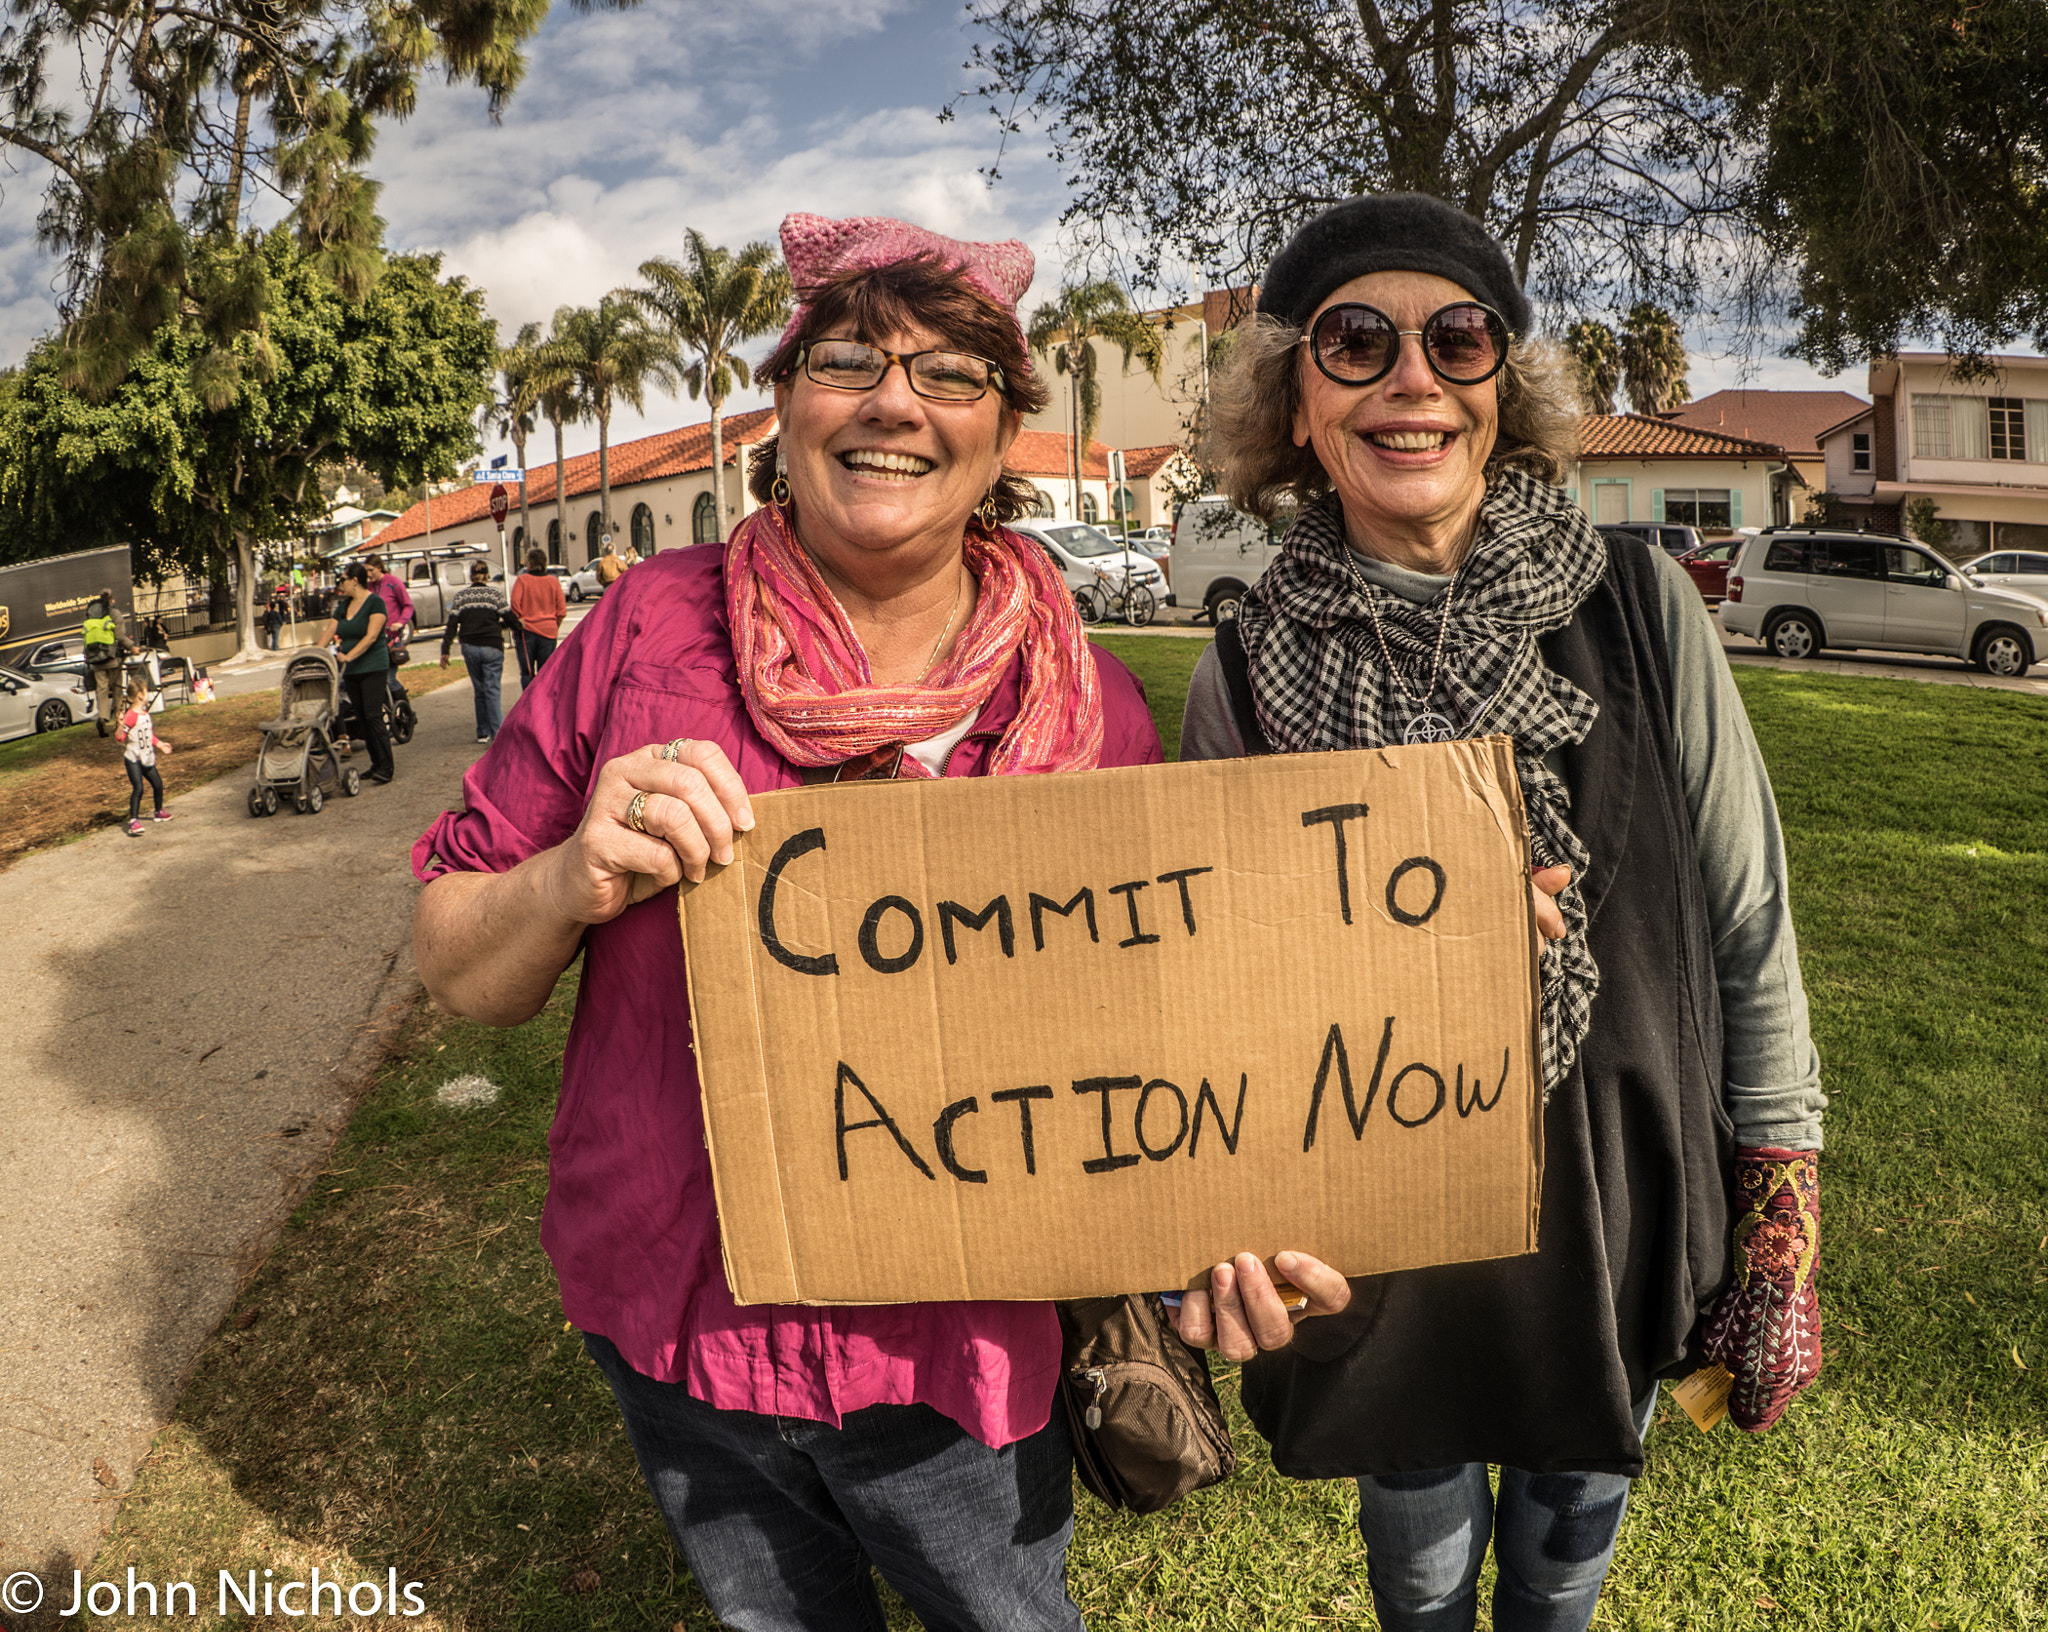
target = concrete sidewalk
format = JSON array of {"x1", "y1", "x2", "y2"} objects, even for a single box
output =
[{"x1": 0, "y1": 670, "x2": 517, "y2": 1625}]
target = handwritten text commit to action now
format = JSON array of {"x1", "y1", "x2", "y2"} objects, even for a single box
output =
[{"x1": 681, "y1": 745, "x2": 1544, "y2": 1302}]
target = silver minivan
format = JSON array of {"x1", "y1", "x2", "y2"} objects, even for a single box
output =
[{"x1": 1721, "y1": 528, "x2": 2048, "y2": 676}]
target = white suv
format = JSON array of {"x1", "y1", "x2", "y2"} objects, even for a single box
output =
[{"x1": 1722, "y1": 529, "x2": 2047, "y2": 676}]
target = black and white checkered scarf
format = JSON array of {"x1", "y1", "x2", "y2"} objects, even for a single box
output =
[{"x1": 1236, "y1": 468, "x2": 1608, "y2": 1095}]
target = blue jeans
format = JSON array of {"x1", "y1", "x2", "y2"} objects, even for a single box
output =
[
  {"x1": 584, "y1": 1333, "x2": 1082, "y2": 1632},
  {"x1": 459, "y1": 642, "x2": 503, "y2": 737},
  {"x1": 520, "y1": 629, "x2": 557, "y2": 670},
  {"x1": 1354, "y1": 1388, "x2": 1659, "y2": 1632}
]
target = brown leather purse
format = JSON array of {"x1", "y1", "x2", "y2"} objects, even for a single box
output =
[{"x1": 1056, "y1": 1294, "x2": 1238, "y2": 1514}]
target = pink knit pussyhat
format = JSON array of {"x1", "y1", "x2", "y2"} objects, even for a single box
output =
[{"x1": 776, "y1": 212, "x2": 1035, "y2": 347}]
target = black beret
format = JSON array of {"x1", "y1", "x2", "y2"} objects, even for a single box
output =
[{"x1": 1256, "y1": 194, "x2": 1530, "y2": 337}]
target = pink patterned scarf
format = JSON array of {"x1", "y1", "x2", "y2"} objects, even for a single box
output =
[{"x1": 726, "y1": 501, "x2": 1104, "y2": 778}]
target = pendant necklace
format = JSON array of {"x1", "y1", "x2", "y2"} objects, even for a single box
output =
[{"x1": 1343, "y1": 545, "x2": 1460, "y2": 744}]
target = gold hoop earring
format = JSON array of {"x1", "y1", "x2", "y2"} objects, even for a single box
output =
[{"x1": 772, "y1": 475, "x2": 791, "y2": 508}]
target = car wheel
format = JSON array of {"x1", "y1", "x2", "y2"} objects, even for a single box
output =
[
  {"x1": 33, "y1": 699, "x2": 71, "y2": 733},
  {"x1": 1207, "y1": 588, "x2": 1243, "y2": 624},
  {"x1": 1766, "y1": 612, "x2": 1822, "y2": 660},
  {"x1": 569, "y1": 584, "x2": 583, "y2": 602},
  {"x1": 1074, "y1": 587, "x2": 1104, "y2": 624},
  {"x1": 1974, "y1": 625, "x2": 2034, "y2": 677},
  {"x1": 341, "y1": 767, "x2": 362, "y2": 797},
  {"x1": 1123, "y1": 584, "x2": 1157, "y2": 627}
]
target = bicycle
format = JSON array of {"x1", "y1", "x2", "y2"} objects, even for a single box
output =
[{"x1": 1078, "y1": 563, "x2": 1157, "y2": 628}]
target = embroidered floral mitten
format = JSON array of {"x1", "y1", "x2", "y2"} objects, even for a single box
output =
[{"x1": 1700, "y1": 1148, "x2": 1821, "y2": 1431}]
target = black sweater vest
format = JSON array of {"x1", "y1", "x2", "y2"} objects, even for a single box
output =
[{"x1": 1219, "y1": 537, "x2": 1733, "y2": 1477}]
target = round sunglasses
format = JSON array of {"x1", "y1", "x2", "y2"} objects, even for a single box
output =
[{"x1": 1302, "y1": 301, "x2": 1510, "y2": 387}]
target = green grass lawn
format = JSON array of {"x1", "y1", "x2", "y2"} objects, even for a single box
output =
[{"x1": 83, "y1": 663, "x2": 2046, "y2": 1630}]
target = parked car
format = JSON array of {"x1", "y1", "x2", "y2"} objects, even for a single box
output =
[
  {"x1": 1597, "y1": 521, "x2": 1714, "y2": 556},
  {"x1": 1006, "y1": 519, "x2": 1169, "y2": 621},
  {"x1": 0, "y1": 664, "x2": 95, "y2": 741},
  {"x1": 1721, "y1": 527, "x2": 2048, "y2": 675},
  {"x1": 1960, "y1": 549, "x2": 2048, "y2": 605},
  {"x1": 1170, "y1": 497, "x2": 1286, "y2": 622},
  {"x1": 1675, "y1": 540, "x2": 1740, "y2": 604},
  {"x1": 566, "y1": 564, "x2": 604, "y2": 601},
  {"x1": 8, "y1": 636, "x2": 90, "y2": 683}
]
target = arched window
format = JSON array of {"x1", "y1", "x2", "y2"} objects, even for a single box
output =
[
  {"x1": 546, "y1": 518, "x2": 561, "y2": 561},
  {"x1": 511, "y1": 525, "x2": 526, "y2": 556},
  {"x1": 1109, "y1": 484, "x2": 1135, "y2": 522},
  {"x1": 1027, "y1": 487, "x2": 1055, "y2": 519},
  {"x1": 693, "y1": 491, "x2": 720, "y2": 544},
  {"x1": 587, "y1": 511, "x2": 606, "y2": 564},
  {"x1": 631, "y1": 503, "x2": 657, "y2": 558},
  {"x1": 1081, "y1": 492, "x2": 1100, "y2": 524}
]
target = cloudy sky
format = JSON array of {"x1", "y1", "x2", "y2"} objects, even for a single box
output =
[{"x1": 0, "y1": 0, "x2": 1851, "y2": 465}]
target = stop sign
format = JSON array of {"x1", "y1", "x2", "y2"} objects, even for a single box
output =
[{"x1": 488, "y1": 483, "x2": 509, "y2": 525}]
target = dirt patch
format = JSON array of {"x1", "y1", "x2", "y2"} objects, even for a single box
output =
[{"x1": 0, "y1": 663, "x2": 468, "y2": 873}]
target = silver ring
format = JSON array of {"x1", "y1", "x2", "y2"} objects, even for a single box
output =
[
  {"x1": 661, "y1": 737, "x2": 692, "y2": 763},
  {"x1": 625, "y1": 791, "x2": 650, "y2": 834}
]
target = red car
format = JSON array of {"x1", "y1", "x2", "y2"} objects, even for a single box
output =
[{"x1": 1676, "y1": 540, "x2": 1741, "y2": 604}]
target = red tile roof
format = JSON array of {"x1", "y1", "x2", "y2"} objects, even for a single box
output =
[
  {"x1": 1121, "y1": 443, "x2": 1186, "y2": 478},
  {"x1": 363, "y1": 408, "x2": 779, "y2": 550},
  {"x1": 1005, "y1": 430, "x2": 1111, "y2": 479},
  {"x1": 1578, "y1": 413, "x2": 1786, "y2": 459},
  {"x1": 1664, "y1": 390, "x2": 1869, "y2": 455}
]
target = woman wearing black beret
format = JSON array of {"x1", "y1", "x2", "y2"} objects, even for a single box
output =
[{"x1": 1172, "y1": 194, "x2": 1827, "y2": 1631}]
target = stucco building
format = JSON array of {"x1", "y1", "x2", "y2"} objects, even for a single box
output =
[
  {"x1": 361, "y1": 411, "x2": 1196, "y2": 566},
  {"x1": 1571, "y1": 414, "x2": 1794, "y2": 533},
  {"x1": 1823, "y1": 353, "x2": 2048, "y2": 553}
]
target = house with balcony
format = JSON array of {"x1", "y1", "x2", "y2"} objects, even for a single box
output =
[{"x1": 1837, "y1": 354, "x2": 2048, "y2": 554}]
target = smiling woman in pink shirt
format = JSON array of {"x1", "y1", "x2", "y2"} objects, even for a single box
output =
[{"x1": 412, "y1": 214, "x2": 1161, "y2": 1632}]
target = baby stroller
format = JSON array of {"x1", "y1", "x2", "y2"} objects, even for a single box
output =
[{"x1": 247, "y1": 649, "x2": 360, "y2": 816}]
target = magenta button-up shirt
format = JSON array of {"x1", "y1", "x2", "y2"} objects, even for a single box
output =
[{"x1": 414, "y1": 544, "x2": 1164, "y2": 1447}]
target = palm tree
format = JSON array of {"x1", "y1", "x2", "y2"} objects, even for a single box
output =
[
  {"x1": 484, "y1": 321, "x2": 544, "y2": 571},
  {"x1": 1563, "y1": 320, "x2": 1621, "y2": 414},
  {"x1": 622, "y1": 232, "x2": 791, "y2": 544},
  {"x1": 1618, "y1": 303, "x2": 1690, "y2": 416},
  {"x1": 545, "y1": 297, "x2": 676, "y2": 560},
  {"x1": 1026, "y1": 281, "x2": 1166, "y2": 519}
]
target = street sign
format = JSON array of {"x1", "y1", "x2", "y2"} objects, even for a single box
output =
[
  {"x1": 488, "y1": 484, "x2": 509, "y2": 525},
  {"x1": 1108, "y1": 449, "x2": 1127, "y2": 484},
  {"x1": 474, "y1": 469, "x2": 524, "y2": 484}
]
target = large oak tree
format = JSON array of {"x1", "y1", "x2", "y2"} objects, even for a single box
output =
[{"x1": 957, "y1": 0, "x2": 2048, "y2": 364}]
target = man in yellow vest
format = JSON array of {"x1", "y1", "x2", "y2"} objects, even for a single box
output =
[{"x1": 82, "y1": 589, "x2": 126, "y2": 737}]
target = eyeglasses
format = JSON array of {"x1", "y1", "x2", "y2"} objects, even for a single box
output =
[
  {"x1": 1302, "y1": 301, "x2": 1510, "y2": 387},
  {"x1": 799, "y1": 340, "x2": 1007, "y2": 403}
]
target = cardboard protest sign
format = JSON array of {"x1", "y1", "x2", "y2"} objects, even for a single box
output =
[{"x1": 680, "y1": 739, "x2": 1544, "y2": 1306}]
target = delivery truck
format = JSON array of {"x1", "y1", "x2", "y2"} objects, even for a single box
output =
[{"x1": 0, "y1": 545, "x2": 133, "y2": 669}]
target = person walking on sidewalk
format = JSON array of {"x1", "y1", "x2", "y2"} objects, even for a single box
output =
[
  {"x1": 324, "y1": 563, "x2": 396, "y2": 784},
  {"x1": 83, "y1": 590, "x2": 127, "y2": 737},
  {"x1": 116, "y1": 673, "x2": 173, "y2": 835},
  {"x1": 441, "y1": 559, "x2": 512, "y2": 741},
  {"x1": 510, "y1": 547, "x2": 567, "y2": 671},
  {"x1": 594, "y1": 541, "x2": 631, "y2": 590}
]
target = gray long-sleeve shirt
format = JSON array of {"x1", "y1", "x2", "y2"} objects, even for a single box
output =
[{"x1": 1180, "y1": 545, "x2": 1825, "y2": 1150}]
